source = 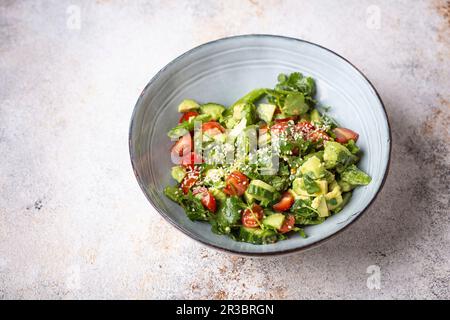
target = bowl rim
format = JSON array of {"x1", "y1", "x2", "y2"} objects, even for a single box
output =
[{"x1": 129, "y1": 34, "x2": 392, "y2": 256}]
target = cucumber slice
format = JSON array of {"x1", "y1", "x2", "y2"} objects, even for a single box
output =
[
  {"x1": 249, "y1": 180, "x2": 276, "y2": 193},
  {"x1": 209, "y1": 188, "x2": 226, "y2": 204},
  {"x1": 244, "y1": 191, "x2": 256, "y2": 205},
  {"x1": 239, "y1": 226, "x2": 278, "y2": 244},
  {"x1": 263, "y1": 213, "x2": 285, "y2": 230},
  {"x1": 246, "y1": 180, "x2": 276, "y2": 201}
]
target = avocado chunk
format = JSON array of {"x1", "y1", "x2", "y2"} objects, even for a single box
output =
[
  {"x1": 171, "y1": 166, "x2": 186, "y2": 183},
  {"x1": 337, "y1": 179, "x2": 355, "y2": 192},
  {"x1": 292, "y1": 177, "x2": 328, "y2": 197},
  {"x1": 224, "y1": 116, "x2": 238, "y2": 129},
  {"x1": 323, "y1": 141, "x2": 358, "y2": 171},
  {"x1": 328, "y1": 180, "x2": 339, "y2": 191},
  {"x1": 257, "y1": 103, "x2": 277, "y2": 123},
  {"x1": 263, "y1": 213, "x2": 286, "y2": 230},
  {"x1": 200, "y1": 103, "x2": 225, "y2": 120},
  {"x1": 325, "y1": 185, "x2": 343, "y2": 210},
  {"x1": 227, "y1": 118, "x2": 247, "y2": 140},
  {"x1": 323, "y1": 170, "x2": 336, "y2": 184},
  {"x1": 311, "y1": 195, "x2": 330, "y2": 217},
  {"x1": 300, "y1": 156, "x2": 326, "y2": 179},
  {"x1": 223, "y1": 88, "x2": 266, "y2": 125},
  {"x1": 340, "y1": 164, "x2": 372, "y2": 186},
  {"x1": 239, "y1": 226, "x2": 278, "y2": 244},
  {"x1": 310, "y1": 109, "x2": 321, "y2": 122},
  {"x1": 224, "y1": 103, "x2": 256, "y2": 129},
  {"x1": 178, "y1": 99, "x2": 200, "y2": 112},
  {"x1": 304, "y1": 151, "x2": 324, "y2": 162},
  {"x1": 232, "y1": 103, "x2": 256, "y2": 125},
  {"x1": 333, "y1": 192, "x2": 352, "y2": 213}
]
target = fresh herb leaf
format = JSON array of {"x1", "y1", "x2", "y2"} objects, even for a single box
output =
[
  {"x1": 282, "y1": 92, "x2": 309, "y2": 116},
  {"x1": 303, "y1": 175, "x2": 321, "y2": 194},
  {"x1": 345, "y1": 139, "x2": 360, "y2": 155},
  {"x1": 164, "y1": 185, "x2": 183, "y2": 203},
  {"x1": 290, "y1": 199, "x2": 325, "y2": 225},
  {"x1": 215, "y1": 196, "x2": 245, "y2": 234},
  {"x1": 295, "y1": 227, "x2": 307, "y2": 238},
  {"x1": 167, "y1": 114, "x2": 211, "y2": 139},
  {"x1": 164, "y1": 186, "x2": 208, "y2": 221},
  {"x1": 275, "y1": 72, "x2": 316, "y2": 97},
  {"x1": 167, "y1": 122, "x2": 191, "y2": 139},
  {"x1": 265, "y1": 176, "x2": 290, "y2": 192}
]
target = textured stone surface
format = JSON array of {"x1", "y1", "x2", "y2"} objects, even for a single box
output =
[{"x1": 0, "y1": 0, "x2": 449, "y2": 299}]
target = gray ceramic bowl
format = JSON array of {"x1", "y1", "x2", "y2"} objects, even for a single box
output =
[{"x1": 129, "y1": 35, "x2": 391, "y2": 256}]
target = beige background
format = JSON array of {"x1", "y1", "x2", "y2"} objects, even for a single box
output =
[{"x1": 0, "y1": 0, "x2": 449, "y2": 299}]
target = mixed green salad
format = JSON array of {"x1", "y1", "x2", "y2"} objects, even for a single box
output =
[{"x1": 164, "y1": 72, "x2": 371, "y2": 245}]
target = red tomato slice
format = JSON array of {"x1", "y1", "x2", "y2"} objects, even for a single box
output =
[
  {"x1": 222, "y1": 184, "x2": 235, "y2": 196},
  {"x1": 223, "y1": 171, "x2": 249, "y2": 196},
  {"x1": 180, "y1": 169, "x2": 200, "y2": 194},
  {"x1": 270, "y1": 122, "x2": 290, "y2": 135},
  {"x1": 202, "y1": 121, "x2": 225, "y2": 137},
  {"x1": 179, "y1": 111, "x2": 199, "y2": 123},
  {"x1": 308, "y1": 129, "x2": 330, "y2": 143},
  {"x1": 242, "y1": 204, "x2": 264, "y2": 228},
  {"x1": 333, "y1": 128, "x2": 359, "y2": 144},
  {"x1": 273, "y1": 191, "x2": 295, "y2": 212},
  {"x1": 278, "y1": 214, "x2": 295, "y2": 234},
  {"x1": 294, "y1": 121, "x2": 315, "y2": 137},
  {"x1": 180, "y1": 152, "x2": 203, "y2": 167},
  {"x1": 171, "y1": 134, "x2": 192, "y2": 164},
  {"x1": 193, "y1": 187, "x2": 216, "y2": 213}
]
